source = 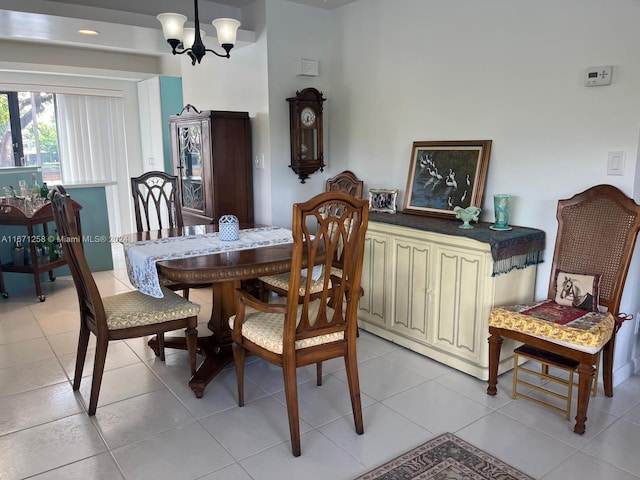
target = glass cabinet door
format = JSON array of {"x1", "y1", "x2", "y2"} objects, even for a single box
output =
[{"x1": 177, "y1": 122, "x2": 204, "y2": 214}]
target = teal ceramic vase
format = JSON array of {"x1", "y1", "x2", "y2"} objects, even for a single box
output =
[{"x1": 493, "y1": 194, "x2": 511, "y2": 229}]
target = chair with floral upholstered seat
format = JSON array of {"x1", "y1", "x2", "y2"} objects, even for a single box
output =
[
  {"x1": 487, "y1": 184, "x2": 640, "y2": 434},
  {"x1": 51, "y1": 185, "x2": 200, "y2": 415},
  {"x1": 258, "y1": 170, "x2": 364, "y2": 301},
  {"x1": 230, "y1": 191, "x2": 368, "y2": 456},
  {"x1": 131, "y1": 171, "x2": 211, "y2": 359}
]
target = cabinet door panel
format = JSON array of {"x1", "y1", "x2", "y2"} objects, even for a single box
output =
[
  {"x1": 435, "y1": 251, "x2": 458, "y2": 346},
  {"x1": 432, "y1": 245, "x2": 484, "y2": 361},
  {"x1": 210, "y1": 116, "x2": 253, "y2": 223},
  {"x1": 457, "y1": 256, "x2": 481, "y2": 353},
  {"x1": 390, "y1": 237, "x2": 430, "y2": 340},
  {"x1": 358, "y1": 232, "x2": 388, "y2": 327},
  {"x1": 174, "y1": 120, "x2": 208, "y2": 217}
]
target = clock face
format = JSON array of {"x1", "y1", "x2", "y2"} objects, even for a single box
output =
[{"x1": 300, "y1": 107, "x2": 316, "y2": 127}]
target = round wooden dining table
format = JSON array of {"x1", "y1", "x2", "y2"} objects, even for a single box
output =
[{"x1": 120, "y1": 223, "x2": 302, "y2": 398}]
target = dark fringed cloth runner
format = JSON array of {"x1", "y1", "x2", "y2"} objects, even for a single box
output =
[
  {"x1": 369, "y1": 212, "x2": 545, "y2": 276},
  {"x1": 355, "y1": 433, "x2": 534, "y2": 480}
]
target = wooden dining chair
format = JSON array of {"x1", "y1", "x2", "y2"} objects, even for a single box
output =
[
  {"x1": 131, "y1": 171, "x2": 184, "y2": 233},
  {"x1": 131, "y1": 170, "x2": 211, "y2": 359},
  {"x1": 50, "y1": 185, "x2": 200, "y2": 415},
  {"x1": 258, "y1": 170, "x2": 364, "y2": 300},
  {"x1": 131, "y1": 170, "x2": 212, "y2": 299},
  {"x1": 230, "y1": 191, "x2": 369, "y2": 456},
  {"x1": 325, "y1": 170, "x2": 364, "y2": 198},
  {"x1": 487, "y1": 184, "x2": 640, "y2": 434}
]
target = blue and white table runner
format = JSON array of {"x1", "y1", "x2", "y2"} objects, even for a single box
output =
[{"x1": 123, "y1": 226, "x2": 294, "y2": 298}]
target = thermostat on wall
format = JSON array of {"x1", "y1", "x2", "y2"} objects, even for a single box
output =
[{"x1": 584, "y1": 65, "x2": 612, "y2": 87}]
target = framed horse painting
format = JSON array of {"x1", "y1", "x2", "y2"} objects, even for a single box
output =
[{"x1": 403, "y1": 140, "x2": 492, "y2": 219}]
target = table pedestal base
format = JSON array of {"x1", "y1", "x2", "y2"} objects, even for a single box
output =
[
  {"x1": 147, "y1": 280, "x2": 252, "y2": 398},
  {"x1": 147, "y1": 334, "x2": 234, "y2": 398}
]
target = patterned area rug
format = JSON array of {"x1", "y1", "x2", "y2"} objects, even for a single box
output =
[{"x1": 355, "y1": 433, "x2": 533, "y2": 480}]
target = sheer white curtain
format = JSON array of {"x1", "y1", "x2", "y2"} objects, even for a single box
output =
[{"x1": 56, "y1": 94, "x2": 126, "y2": 236}]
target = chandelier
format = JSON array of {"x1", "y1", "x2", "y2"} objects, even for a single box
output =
[{"x1": 157, "y1": 0, "x2": 241, "y2": 65}]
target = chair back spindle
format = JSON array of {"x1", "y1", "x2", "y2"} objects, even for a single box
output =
[{"x1": 131, "y1": 171, "x2": 183, "y2": 232}]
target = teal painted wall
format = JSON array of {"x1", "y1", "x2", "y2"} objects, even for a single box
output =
[
  {"x1": 159, "y1": 76, "x2": 183, "y2": 174},
  {"x1": 68, "y1": 186, "x2": 113, "y2": 272}
]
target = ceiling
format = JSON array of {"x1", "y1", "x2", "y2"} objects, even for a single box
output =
[
  {"x1": 42, "y1": 0, "x2": 256, "y2": 12},
  {"x1": 0, "y1": 0, "x2": 358, "y2": 57},
  {"x1": 41, "y1": 0, "x2": 358, "y2": 14}
]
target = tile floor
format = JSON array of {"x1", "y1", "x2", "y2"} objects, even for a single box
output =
[{"x1": 1, "y1": 250, "x2": 640, "y2": 479}]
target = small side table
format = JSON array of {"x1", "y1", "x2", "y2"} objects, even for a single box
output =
[{"x1": 0, "y1": 200, "x2": 82, "y2": 301}]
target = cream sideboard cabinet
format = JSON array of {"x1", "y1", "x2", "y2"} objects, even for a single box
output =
[{"x1": 358, "y1": 214, "x2": 545, "y2": 380}]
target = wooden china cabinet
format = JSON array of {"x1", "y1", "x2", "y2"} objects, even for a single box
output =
[{"x1": 168, "y1": 105, "x2": 254, "y2": 225}]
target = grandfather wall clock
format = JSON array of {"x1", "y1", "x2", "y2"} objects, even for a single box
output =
[{"x1": 287, "y1": 87, "x2": 325, "y2": 183}]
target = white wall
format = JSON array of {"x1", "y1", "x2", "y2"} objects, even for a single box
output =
[
  {"x1": 178, "y1": 0, "x2": 333, "y2": 228},
  {"x1": 328, "y1": 0, "x2": 640, "y2": 286},
  {"x1": 137, "y1": 77, "x2": 163, "y2": 174},
  {"x1": 180, "y1": 0, "x2": 271, "y2": 224},
  {"x1": 325, "y1": 0, "x2": 640, "y2": 383},
  {"x1": 262, "y1": 0, "x2": 332, "y2": 227}
]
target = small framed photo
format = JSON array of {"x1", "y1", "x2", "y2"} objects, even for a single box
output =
[
  {"x1": 368, "y1": 189, "x2": 398, "y2": 214},
  {"x1": 403, "y1": 140, "x2": 492, "y2": 218}
]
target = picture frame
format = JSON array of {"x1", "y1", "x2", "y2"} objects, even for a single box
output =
[
  {"x1": 403, "y1": 140, "x2": 492, "y2": 218},
  {"x1": 368, "y1": 188, "x2": 398, "y2": 214}
]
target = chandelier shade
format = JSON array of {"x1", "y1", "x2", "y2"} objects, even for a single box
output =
[
  {"x1": 213, "y1": 18, "x2": 241, "y2": 48},
  {"x1": 157, "y1": 13, "x2": 187, "y2": 41},
  {"x1": 157, "y1": 0, "x2": 241, "y2": 65}
]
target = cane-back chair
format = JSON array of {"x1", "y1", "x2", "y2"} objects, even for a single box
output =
[
  {"x1": 51, "y1": 185, "x2": 200, "y2": 415},
  {"x1": 487, "y1": 184, "x2": 640, "y2": 434},
  {"x1": 230, "y1": 191, "x2": 369, "y2": 456},
  {"x1": 258, "y1": 170, "x2": 363, "y2": 300}
]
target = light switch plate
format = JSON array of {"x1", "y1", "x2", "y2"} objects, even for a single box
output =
[
  {"x1": 607, "y1": 151, "x2": 625, "y2": 175},
  {"x1": 584, "y1": 65, "x2": 612, "y2": 87}
]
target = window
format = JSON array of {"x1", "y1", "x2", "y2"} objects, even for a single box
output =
[{"x1": 0, "y1": 91, "x2": 62, "y2": 182}]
